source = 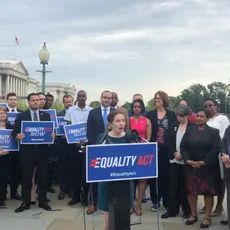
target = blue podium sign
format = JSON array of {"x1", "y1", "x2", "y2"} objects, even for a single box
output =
[
  {"x1": 0, "y1": 129, "x2": 19, "y2": 151},
  {"x1": 41, "y1": 109, "x2": 58, "y2": 128},
  {"x1": 64, "y1": 123, "x2": 87, "y2": 144},
  {"x1": 21, "y1": 121, "x2": 54, "y2": 144},
  {"x1": 56, "y1": 117, "x2": 67, "y2": 136},
  {"x1": 7, "y1": 112, "x2": 20, "y2": 126},
  {"x1": 86, "y1": 143, "x2": 158, "y2": 183},
  {"x1": 0, "y1": 103, "x2": 7, "y2": 108}
]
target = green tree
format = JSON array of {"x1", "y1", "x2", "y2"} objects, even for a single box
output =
[
  {"x1": 51, "y1": 101, "x2": 64, "y2": 112},
  {"x1": 180, "y1": 84, "x2": 209, "y2": 112},
  {"x1": 121, "y1": 102, "x2": 131, "y2": 111},
  {"x1": 168, "y1": 96, "x2": 181, "y2": 110},
  {"x1": 207, "y1": 81, "x2": 228, "y2": 113},
  {"x1": 17, "y1": 100, "x2": 28, "y2": 111},
  {"x1": 89, "y1": 101, "x2": 101, "y2": 108},
  {"x1": 146, "y1": 99, "x2": 154, "y2": 111}
]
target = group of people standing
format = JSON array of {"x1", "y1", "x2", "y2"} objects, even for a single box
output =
[{"x1": 0, "y1": 90, "x2": 230, "y2": 230}]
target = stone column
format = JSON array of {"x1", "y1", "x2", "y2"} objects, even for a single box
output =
[
  {"x1": 19, "y1": 79, "x2": 22, "y2": 97},
  {"x1": 14, "y1": 76, "x2": 18, "y2": 95},
  {"x1": 8, "y1": 76, "x2": 11, "y2": 92},
  {"x1": 11, "y1": 76, "x2": 14, "y2": 93},
  {"x1": 6, "y1": 75, "x2": 10, "y2": 95},
  {"x1": 17, "y1": 79, "x2": 20, "y2": 97},
  {"x1": 23, "y1": 80, "x2": 26, "y2": 97},
  {"x1": 20, "y1": 79, "x2": 23, "y2": 97},
  {"x1": 16, "y1": 78, "x2": 19, "y2": 95},
  {"x1": 21, "y1": 79, "x2": 23, "y2": 97},
  {"x1": 10, "y1": 76, "x2": 12, "y2": 92},
  {"x1": 22, "y1": 80, "x2": 24, "y2": 97},
  {"x1": 12, "y1": 76, "x2": 15, "y2": 93}
]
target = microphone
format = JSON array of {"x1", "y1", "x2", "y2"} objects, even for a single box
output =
[
  {"x1": 98, "y1": 127, "x2": 112, "y2": 144},
  {"x1": 130, "y1": 129, "x2": 149, "y2": 143},
  {"x1": 130, "y1": 129, "x2": 141, "y2": 143}
]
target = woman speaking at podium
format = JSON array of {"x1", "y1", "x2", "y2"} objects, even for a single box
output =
[{"x1": 97, "y1": 110, "x2": 134, "y2": 230}]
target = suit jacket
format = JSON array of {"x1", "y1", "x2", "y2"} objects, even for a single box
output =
[
  {"x1": 12, "y1": 109, "x2": 51, "y2": 150},
  {"x1": 180, "y1": 125, "x2": 220, "y2": 166},
  {"x1": 146, "y1": 109, "x2": 177, "y2": 145},
  {"x1": 5, "y1": 122, "x2": 13, "y2": 130},
  {"x1": 57, "y1": 109, "x2": 66, "y2": 117},
  {"x1": 221, "y1": 125, "x2": 230, "y2": 181},
  {"x1": 168, "y1": 121, "x2": 194, "y2": 160},
  {"x1": 87, "y1": 106, "x2": 115, "y2": 145},
  {"x1": 6, "y1": 107, "x2": 22, "y2": 113}
]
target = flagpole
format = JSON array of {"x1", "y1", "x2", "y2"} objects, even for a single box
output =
[{"x1": 14, "y1": 36, "x2": 19, "y2": 60}]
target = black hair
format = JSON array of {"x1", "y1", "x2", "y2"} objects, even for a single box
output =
[
  {"x1": 131, "y1": 99, "x2": 145, "y2": 115},
  {"x1": 27, "y1": 93, "x2": 38, "y2": 101},
  {"x1": 46, "y1": 93, "x2": 54, "y2": 99},
  {"x1": 204, "y1": 98, "x2": 217, "y2": 106},
  {"x1": 7, "y1": 92, "x2": 17, "y2": 100},
  {"x1": 196, "y1": 108, "x2": 211, "y2": 119}
]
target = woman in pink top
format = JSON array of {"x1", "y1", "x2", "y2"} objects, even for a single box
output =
[{"x1": 130, "y1": 99, "x2": 152, "y2": 215}]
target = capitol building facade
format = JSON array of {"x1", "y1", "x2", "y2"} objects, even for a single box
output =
[{"x1": 0, "y1": 61, "x2": 76, "y2": 101}]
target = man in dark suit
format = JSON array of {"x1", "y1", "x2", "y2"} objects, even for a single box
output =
[
  {"x1": 13, "y1": 93, "x2": 55, "y2": 213},
  {"x1": 56, "y1": 95, "x2": 73, "y2": 200},
  {"x1": 6, "y1": 92, "x2": 22, "y2": 113},
  {"x1": 6, "y1": 92, "x2": 22, "y2": 200},
  {"x1": 86, "y1": 90, "x2": 114, "y2": 214}
]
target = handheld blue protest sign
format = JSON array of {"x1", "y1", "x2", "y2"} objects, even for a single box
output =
[
  {"x1": 7, "y1": 112, "x2": 20, "y2": 126},
  {"x1": 56, "y1": 117, "x2": 67, "y2": 136},
  {"x1": 21, "y1": 121, "x2": 54, "y2": 144},
  {"x1": 41, "y1": 109, "x2": 58, "y2": 128},
  {"x1": 0, "y1": 103, "x2": 7, "y2": 108},
  {"x1": 0, "y1": 129, "x2": 19, "y2": 151},
  {"x1": 86, "y1": 143, "x2": 158, "y2": 183},
  {"x1": 64, "y1": 123, "x2": 87, "y2": 144}
]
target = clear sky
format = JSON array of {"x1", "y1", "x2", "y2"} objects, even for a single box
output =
[{"x1": 0, "y1": 0, "x2": 230, "y2": 104}]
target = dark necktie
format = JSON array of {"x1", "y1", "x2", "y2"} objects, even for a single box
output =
[
  {"x1": 33, "y1": 112, "x2": 38, "y2": 121},
  {"x1": 11, "y1": 109, "x2": 15, "y2": 112}
]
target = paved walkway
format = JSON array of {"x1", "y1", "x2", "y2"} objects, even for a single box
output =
[{"x1": 0, "y1": 186, "x2": 228, "y2": 230}]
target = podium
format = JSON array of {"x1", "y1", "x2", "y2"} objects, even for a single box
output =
[{"x1": 86, "y1": 143, "x2": 158, "y2": 230}]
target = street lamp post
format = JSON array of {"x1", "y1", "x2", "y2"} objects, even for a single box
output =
[{"x1": 36, "y1": 42, "x2": 52, "y2": 94}]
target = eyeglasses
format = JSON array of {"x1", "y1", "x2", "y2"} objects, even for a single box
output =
[
  {"x1": 204, "y1": 104, "x2": 214, "y2": 108},
  {"x1": 154, "y1": 97, "x2": 162, "y2": 100}
]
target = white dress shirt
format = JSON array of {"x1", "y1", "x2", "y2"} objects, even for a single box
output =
[
  {"x1": 8, "y1": 107, "x2": 18, "y2": 112},
  {"x1": 65, "y1": 105, "x2": 92, "y2": 124},
  {"x1": 101, "y1": 106, "x2": 110, "y2": 116},
  {"x1": 30, "y1": 109, "x2": 40, "y2": 121}
]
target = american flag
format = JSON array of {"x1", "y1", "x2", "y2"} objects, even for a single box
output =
[{"x1": 15, "y1": 36, "x2": 19, "y2": 45}]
